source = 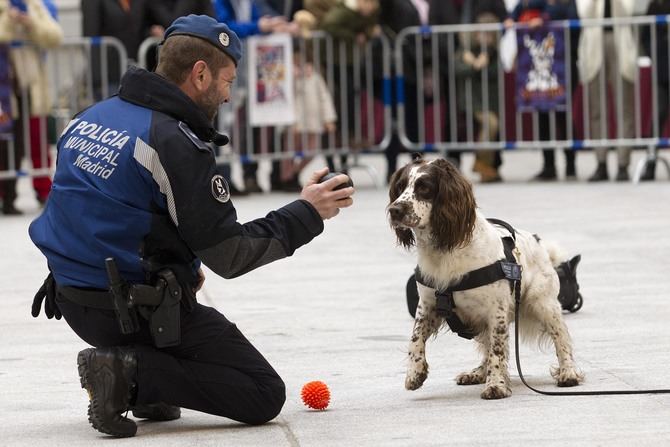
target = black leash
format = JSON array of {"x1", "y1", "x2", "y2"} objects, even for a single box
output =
[{"x1": 513, "y1": 290, "x2": 670, "y2": 396}]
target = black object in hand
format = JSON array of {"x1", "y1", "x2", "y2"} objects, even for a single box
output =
[{"x1": 318, "y1": 172, "x2": 354, "y2": 190}]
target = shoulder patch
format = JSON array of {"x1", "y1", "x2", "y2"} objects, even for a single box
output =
[
  {"x1": 178, "y1": 121, "x2": 210, "y2": 152},
  {"x1": 211, "y1": 175, "x2": 231, "y2": 203}
]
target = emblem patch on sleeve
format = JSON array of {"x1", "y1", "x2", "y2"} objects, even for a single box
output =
[{"x1": 211, "y1": 175, "x2": 230, "y2": 203}]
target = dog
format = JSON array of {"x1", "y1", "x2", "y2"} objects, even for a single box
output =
[{"x1": 387, "y1": 158, "x2": 583, "y2": 399}]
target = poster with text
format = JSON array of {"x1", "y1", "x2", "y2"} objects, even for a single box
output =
[
  {"x1": 248, "y1": 33, "x2": 295, "y2": 126},
  {"x1": 516, "y1": 26, "x2": 566, "y2": 112}
]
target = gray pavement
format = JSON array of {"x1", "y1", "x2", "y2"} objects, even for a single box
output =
[{"x1": 1, "y1": 150, "x2": 669, "y2": 446}]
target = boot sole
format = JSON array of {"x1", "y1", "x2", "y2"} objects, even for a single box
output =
[{"x1": 77, "y1": 348, "x2": 137, "y2": 438}]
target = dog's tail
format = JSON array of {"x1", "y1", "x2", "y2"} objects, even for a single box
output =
[{"x1": 538, "y1": 238, "x2": 568, "y2": 268}]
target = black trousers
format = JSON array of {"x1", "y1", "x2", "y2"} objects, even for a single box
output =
[{"x1": 56, "y1": 295, "x2": 285, "y2": 425}]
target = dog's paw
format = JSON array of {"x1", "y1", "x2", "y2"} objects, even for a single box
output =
[
  {"x1": 552, "y1": 366, "x2": 584, "y2": 387},
  {"x1": 405, "y1": 363, "x2": 428, "y2": 391},
  {"x1": 480, "y1": 383, "x2": 512, "y2": 400},
  {"x1": 456, "y1": 369, "x2": 486, "y2": 385}
]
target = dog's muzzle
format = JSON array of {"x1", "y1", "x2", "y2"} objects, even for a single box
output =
[{"x1": 388, "y1": 202, "x2": 419, "y2": 228}]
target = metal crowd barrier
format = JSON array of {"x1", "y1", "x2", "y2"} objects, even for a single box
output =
[
  {"x1": 6, "y1": 18, "x2": 670, "y2": 186},
  {"x1": 394, "y1": 15, "x2": 670, "y2": 181},
  {"x1": 136, "y1": 31, "x2": 393, "y2": 186},
  {"x1": 0, "y1": 37, "x2": 126, "y2": 182}
]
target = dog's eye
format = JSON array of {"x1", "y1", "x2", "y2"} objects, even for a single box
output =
[
  {"x1": 414, "y1": 181, "x2": 433, "y2": 199},
  {"x1": 393, "y1": 180, "x2": 408, "y2": 197}
]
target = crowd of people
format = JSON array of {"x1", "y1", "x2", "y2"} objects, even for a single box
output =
[{"x1": 0, "y1": 0, "x2": 668, "y2": 215}]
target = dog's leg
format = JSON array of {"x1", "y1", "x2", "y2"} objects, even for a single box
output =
[
  {"x1": 456, "y1": 337, "x2": 488, "y2": 385},
  {"x1": 480, "y1": 300, "x2": 512, "y2": 399},
  {"x1": 405, "y1": 291, "x2": 441, "y2": 391},
  {"x1": 540, "y1": 304, "x2": 584, "y2": 387}
]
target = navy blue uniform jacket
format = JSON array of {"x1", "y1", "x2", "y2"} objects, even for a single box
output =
[{"x1": 29, "y1": 67, "x2": 324, "y2": 289}]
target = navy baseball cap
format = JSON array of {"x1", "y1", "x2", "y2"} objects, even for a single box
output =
[{"x1": 163, "y1": 15, "x2": 242, "y2": 66}]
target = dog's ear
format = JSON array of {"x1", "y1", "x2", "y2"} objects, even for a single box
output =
[
  {"x1": 388, "y1": 163, "x2": 416, "y2": 249},
  {"x1": 429, "y1": 158, "x2": 477, "y2": 251}
]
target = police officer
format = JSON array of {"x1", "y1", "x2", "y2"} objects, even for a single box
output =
[{"x1": 29, "y1": 15, "x2": 354, "y2": 438}]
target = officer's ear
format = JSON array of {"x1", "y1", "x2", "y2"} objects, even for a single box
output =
[{"x1": 191, "y1": 60, "x2": 211, "y2": 91}]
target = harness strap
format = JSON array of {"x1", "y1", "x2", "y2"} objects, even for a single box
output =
[{"x1": 414, "y1": 219, "x2": 522, "y2": 340}]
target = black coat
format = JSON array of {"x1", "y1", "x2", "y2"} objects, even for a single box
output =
[
  {"x1": 378, "y1": 0, "x2": 461, "y2": 82},
  {"x1": 643, "y1": 0, "x2": 670, "y2": 84},
  {"x1": 147, "y1": 0, "x2": 215, "y2": 28}
]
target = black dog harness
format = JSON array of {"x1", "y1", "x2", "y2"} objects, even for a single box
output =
[{"x1": 414, "y1": 218, "x2": 522, "y2": 339}]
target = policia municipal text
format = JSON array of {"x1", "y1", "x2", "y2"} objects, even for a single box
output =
[{"x1": 28, "y1": 14, "x2": 355, "y2": 438}]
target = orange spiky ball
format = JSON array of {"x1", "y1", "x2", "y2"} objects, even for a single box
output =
[{"x1": 301, "y1": 381, "x2": 330, "y2": 410}]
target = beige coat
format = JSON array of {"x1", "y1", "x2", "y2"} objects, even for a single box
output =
[
  {"x1": 576, "y1": 0, "x2": 637, "y2": 83},
  {"x1": 0, "y1": 0, "x2": 63, "y2": 116},
  {"x1": 294, "y1": 66, "x2": 337, "y2": 133}
]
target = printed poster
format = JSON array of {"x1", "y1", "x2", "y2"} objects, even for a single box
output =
[
  {"x1": 516, "y1": 26, "x2": 567, "y2": 112},
  {"x1": 247, "y1": 33, "x2": 295, "y2": 126}
]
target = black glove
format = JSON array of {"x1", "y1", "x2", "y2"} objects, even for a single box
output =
[{"x1": 32, "y1": 273, "x2": 61, "y2": 320}]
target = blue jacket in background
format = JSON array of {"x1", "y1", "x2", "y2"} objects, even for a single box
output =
[{"x1": 213, "y1": 0, "x2": 264, "y2": 38}]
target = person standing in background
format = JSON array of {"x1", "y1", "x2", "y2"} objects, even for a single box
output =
[
  {"x1": 82, "y1": 0, "x2": 163, "y2": 97},
  {"x1": 377, "y1": 0, "x2": 461, "y2": 182},
  {"x1": 577, "y1": 0, "x2": 637, "y2": 182},
  {"x1": 0, "y1": 0, "x2": 63, "y2": 214},
  {"x1": 510, "y1": 0, "x2": 579, "y2": 181},
  {"x1": 640, "y1": 0, "x2": 670, "y2": 181},
  {"x1": 213, "y1": 0, "x2": 299, "y2": 194}
]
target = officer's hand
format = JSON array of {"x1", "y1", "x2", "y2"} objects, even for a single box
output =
[
  {"x1": 31, "y1": 273, "x2": 61, "y2": 320},
  {"x1": 300, "y1": 167, "x2": 354, "y2": 220}
]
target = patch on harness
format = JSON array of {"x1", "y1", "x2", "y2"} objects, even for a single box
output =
[{"x1": 501, "y1": 262, "x2": 522, "y2": 281}]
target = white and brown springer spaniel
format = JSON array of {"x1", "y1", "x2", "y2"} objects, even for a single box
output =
[{"x1": 388, "y1": 158, "x2": 583, "y2": 399}]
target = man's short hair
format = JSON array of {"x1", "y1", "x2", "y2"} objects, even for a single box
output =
[{"x1": 156, "y1": 35, "x2": 233, "y2": 85}]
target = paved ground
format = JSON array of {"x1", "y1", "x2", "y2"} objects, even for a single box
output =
[{"x1": 1, "y1": 150, "x2": 669, "y2": 446}]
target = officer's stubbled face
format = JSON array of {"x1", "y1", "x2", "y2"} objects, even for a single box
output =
[{"x1": 200, "y1": 63, "x2": 237, "y2": 121}]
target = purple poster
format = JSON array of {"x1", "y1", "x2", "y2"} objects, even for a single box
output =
[
  {"x1": 516, "y1": 26, "x2": 566, "y2": 112},
  {"x1": 0, "y1": 45, "x2": 12, "y2": 133}
]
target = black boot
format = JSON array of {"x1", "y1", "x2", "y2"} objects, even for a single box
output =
[
  {"x1": 2, "y1": 203, "x2": 23, "y2": 215},
  {"x1": 532, "y1": 165, "x2": 557, "y2": 181},
  {"x1": 640, "y1": 161, "x2": 656, "y2": 181},
  {"x1": 77, "y1": 347, "x2": 138, "y2": 438},
  {"x1": 615, "y1": 165, "x2": 629, "y2": 182},
  {"x1": 131, "y1": 403, "x2": 181, "y2": 421},
  {"x1": 588, "y1": 162, "x2": 608, "y2": 182},
  {"x1": 564, "y1": 150, "x2": 577, "y2": 179}
]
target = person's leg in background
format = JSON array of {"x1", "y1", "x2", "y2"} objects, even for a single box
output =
[
  {"x1": 533, "y1": 112, "x2": 557, "y2": 181},
  {"x1": 1, "y1": 100, "x2": 25, "y2": 215},
  {"x1": 386, "y1": 80, "x2": 420, "y2": 182},
  {"x1": 614, "y1": 76, "x2": 635, "y2": 181},
  {"x1": 472, "y1": 111, "x2": 501, "y2": 182},
  {"x1": 586, "y1": 70, "x2": 609, "y2": 181},
  {"x1": 29, "y1": 116, "x2": 52, "y2": 205},
  {"x1": 641, "y1": 80, "x2": 670, "y2": 180}
]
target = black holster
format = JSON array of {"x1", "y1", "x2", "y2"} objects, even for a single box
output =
[
  {"x1": 105, "y1": 258, "x2": 182, "y2": 347},
  {"x1": 145, "y1": 269, "x2": 182, "y2": 348}
]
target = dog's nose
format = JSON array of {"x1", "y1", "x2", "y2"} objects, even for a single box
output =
[{"x1": 388, "y1": 204, "x2": 404, "y2": 222}]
